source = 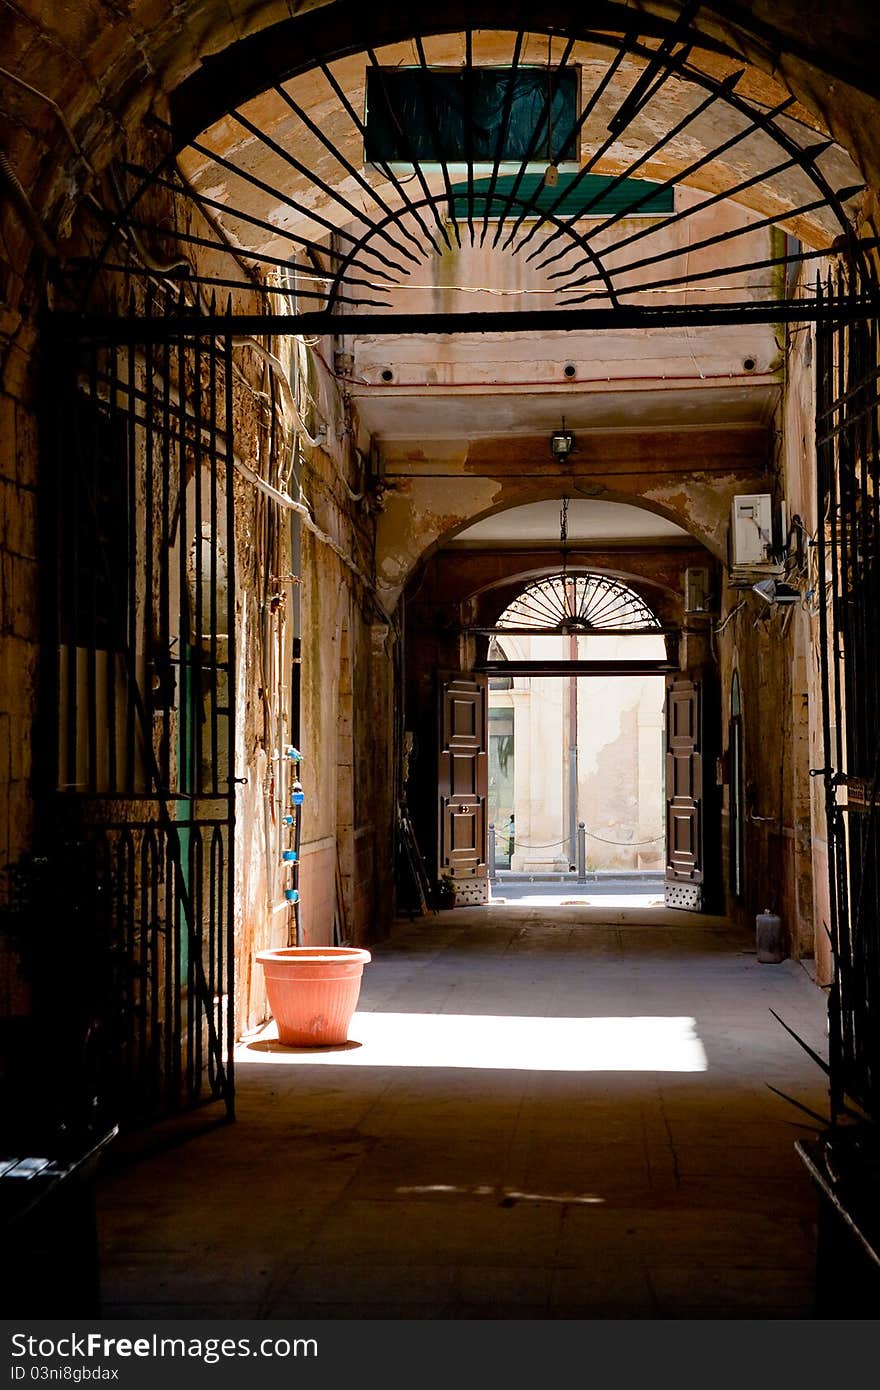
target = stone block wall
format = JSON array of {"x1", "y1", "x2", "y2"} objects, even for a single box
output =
[{"x1": 0, "y1": 353, "x2": 40, "y2": 1014}]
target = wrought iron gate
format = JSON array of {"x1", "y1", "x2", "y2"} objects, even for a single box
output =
[
  {"x1": 39, "y1": 294, "x2": 237, "y2": 1126},
  {"x1": 816, "y1": 267, "x2": 880, "y2": 1124}
]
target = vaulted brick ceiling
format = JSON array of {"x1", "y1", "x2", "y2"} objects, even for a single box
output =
[
  {"x1": 8, "y1": 2, "x2": 880, "y2": 184},
  {"x1": 175, "y1": 29, "x2": 862, "y2": 263},
  {"x1": 5, "y1": 2, "x2": 880, "y2": 240}
]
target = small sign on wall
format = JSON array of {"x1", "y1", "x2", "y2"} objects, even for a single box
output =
[{"x1": 843, "y1": 776, "x2": 877, "y2": 812}]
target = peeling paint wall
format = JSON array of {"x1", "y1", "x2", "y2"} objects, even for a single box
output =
[
  {"x1": 714, "y1": 276, "x2": 820, "y2": 962},
  {"x1": 775, "y1": 288, "x2": 829, "y2": 973},
  {"x1": 375, "y1": 431, "x2": 772, "y2": 612}
]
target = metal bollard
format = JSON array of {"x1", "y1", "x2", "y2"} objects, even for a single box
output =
[
  {"x1": 488, "y1": 823, "x2": 496, "y2": 880},
  {"x1": 577, "y1": 822, "x2": 587, "y2": 882}
]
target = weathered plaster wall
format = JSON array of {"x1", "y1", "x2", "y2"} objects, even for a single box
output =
[
  {"x1": 276, "y1": 351, "x2": 393, "y2": 961},
  {"x1": 579, "y1": 670, "x2": 665, "y2": 871},
  {"x1": 774, "y1": 285, "x2": 831, "y2": 976},
  {"x1": 489, "y1": 656, "x2": 665, "y2": 875},
  {"x1": 714, "y1": 289, "x2": 819, "y2": 960},
  {"x1": 376, "y1": 427, "x2": 771, "y2": 609}
]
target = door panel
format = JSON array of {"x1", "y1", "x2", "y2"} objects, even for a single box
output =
[
  {"x1": 665, "y1": 676, "x2": 704, "y2": 911},
  {"x1": 729, "y1": 715, "x2": 744, "y2": 899},
  {"x1": 439, "y1": 675, "x2": 489, "y2": 904},
  {"x1": 451, "y1": 752, "x2": 478, "y2": 797},
  {"x1": 669, "y1": 806, "x2": 700, "y2": 864},
  {"x1": 450, "y1": 697, "x2": 478, "y2": 740}
]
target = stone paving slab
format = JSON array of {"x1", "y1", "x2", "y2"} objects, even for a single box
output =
[{"x1": 95, "y1": 907, "x2": 829, "y2": 1319}]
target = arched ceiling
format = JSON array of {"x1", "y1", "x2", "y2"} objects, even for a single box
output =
[
  {"x1": 451, "y1": 499, "x2": 690, "y2": 546},
  {"x1": 6, "y1": 1, "x2": 880, "y2": 278},
  {"x1": 11, "y1": 3, "x2": 880, "y2": 143},
  {"x1": 170, "y1": 25, "x2": 862, "y2": 294},
  {"x1": 5, "y1": 2, "x2": 878, "y2": 328},
  {"x1": 69, "y1": 3, "x2": 874, "y2": 323}
]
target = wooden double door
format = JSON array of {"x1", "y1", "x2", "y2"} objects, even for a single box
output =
[{"x1": 435, "y1": 671, "x2": 713, "y2": 912}]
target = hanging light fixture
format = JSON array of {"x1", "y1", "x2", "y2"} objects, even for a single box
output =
[{"x1": 551, "y1": 416, "x2": 574, "y2": 459}]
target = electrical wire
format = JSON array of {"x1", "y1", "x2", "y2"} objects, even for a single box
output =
[
  {"x1": 361, "y1": 280, "x2": 785, "y2": 296},
  {"x1": 0, "y1": 148, "x2": 58, "y2": 258},
  {"x1": 310, "y1": 332, "x2": 773, "y2": 395},
  {"x1": 0, "y1": 66, "x2": 96, "y2": 180},
  {"x1": 231, "y1": 455, "x2": 387, "y2": 612},
  {"x1": 107, "y1": 166, "x2": 196, "y2": 280},
  {"x1": 232, "y1": 336, "x2": 325, "y2": 450},
  {"x1": 714, "y1": 599, "x2": 747, "y2": 635},
  {"x1": 106, "y1": 166, "x2": 334, "y2": 469}
]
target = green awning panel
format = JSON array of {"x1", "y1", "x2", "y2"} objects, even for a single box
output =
[{"x1": 450, "y1": 173, "x2": 674, "y2": 221}]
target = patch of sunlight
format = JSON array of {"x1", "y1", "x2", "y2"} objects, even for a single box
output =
[
  {"x1": 238, "y1": 1012, "x2": 707, "y2": 1072},
  {"x1": 396, "y1": 1184, "x2": 604, "y2": 1205},
  {"x1": 488, "y1": 893, "x2": 665, "y2": 906}
]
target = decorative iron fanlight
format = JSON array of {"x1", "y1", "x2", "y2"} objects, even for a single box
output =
[{"x1": 497, "y1": 572, "x2": 660, "y2": 633}]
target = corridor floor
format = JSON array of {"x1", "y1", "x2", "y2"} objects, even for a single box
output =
[{"x1": 96, "y1": 906, "x2": 830, "y2": 1319}]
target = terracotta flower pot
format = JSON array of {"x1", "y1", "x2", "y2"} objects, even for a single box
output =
[{"x1": 255, "y1": 946, "x2": 371, "y2": 1046}]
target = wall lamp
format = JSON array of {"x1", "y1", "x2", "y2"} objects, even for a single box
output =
[
  {"x1": 752, "y1": 577, "x2": 800, "y2": 605},
  {"x1": 551, "y1": 419, "x2": 574, "y2": 460}
]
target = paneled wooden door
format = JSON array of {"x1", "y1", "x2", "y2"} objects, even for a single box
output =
[
  {"x1": 665, "y1": 675, "x2": 705, "y2": 911},
  {"x1": 438, "y1": 675, "x2": 489, "y2": 906}
]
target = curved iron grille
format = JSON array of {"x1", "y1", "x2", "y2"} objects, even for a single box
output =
[
  {"x1": 816, "y1": 267, "x2": 880, "y2": 1125},
  {"x1": 496, "y1": 572, "x2": 660, "y2": 633},
  {"x1": 71, "y1": 7, "x2": 879, "y2": 324}
]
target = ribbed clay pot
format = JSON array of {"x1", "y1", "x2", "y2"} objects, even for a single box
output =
[{"x1": 255, "y1": 946, "x2": 371, "y2": 1046}]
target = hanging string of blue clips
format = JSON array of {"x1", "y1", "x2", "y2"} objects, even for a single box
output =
[{"x1": 281, "y1": 745, "x2": 304, "y2": 943}]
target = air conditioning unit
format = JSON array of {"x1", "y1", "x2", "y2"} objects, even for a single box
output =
[{"x1": 729, "y1": 493, "x2": 774, "y2": 567}]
